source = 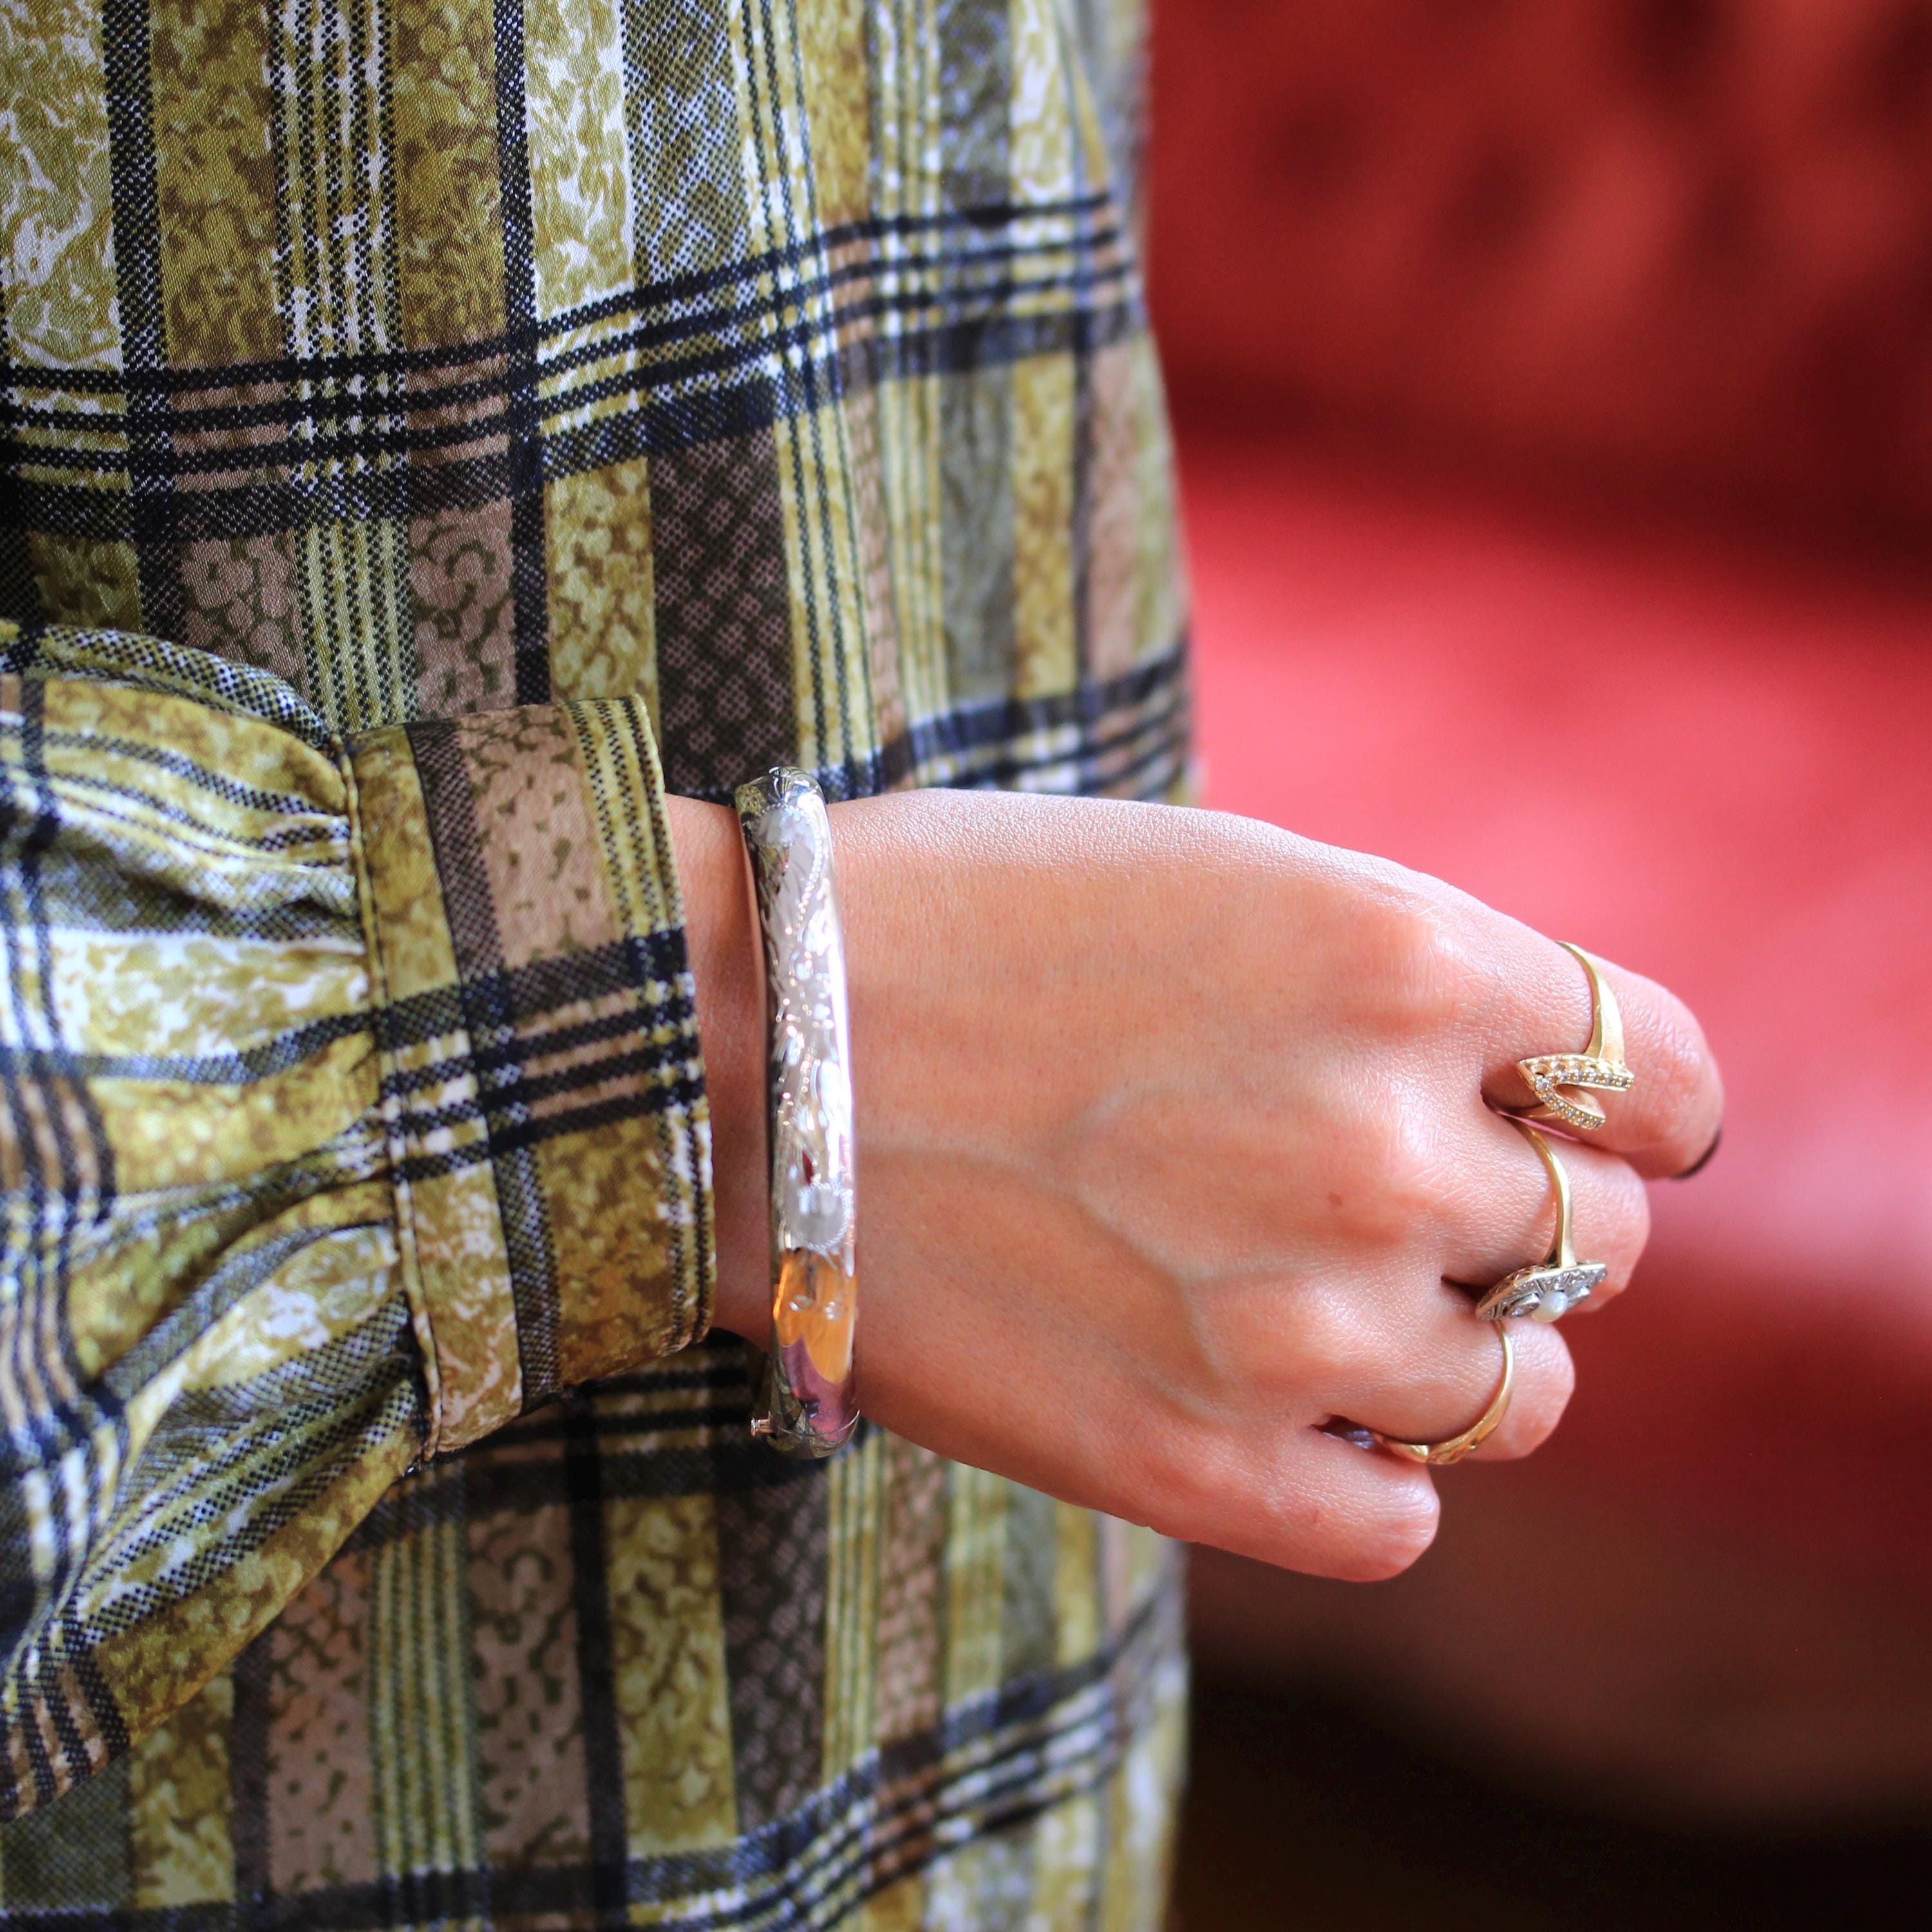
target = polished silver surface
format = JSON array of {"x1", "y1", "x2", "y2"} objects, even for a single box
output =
[{"x1": 735, "y1": 768, "x2": 858, "y2": 1456}]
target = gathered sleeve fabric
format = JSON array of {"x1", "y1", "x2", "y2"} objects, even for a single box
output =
[{"x1": 0, "y1": 621, "x2": 712, "y2": 1817}]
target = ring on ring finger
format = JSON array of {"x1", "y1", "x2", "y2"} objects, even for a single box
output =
[
  {"x1": 1367, "y1": 1324, "x2": 1515, "y2": 1467},
  {"x1": 1473, "y1": 1117, "x2": 1608, "y2": 1323}
]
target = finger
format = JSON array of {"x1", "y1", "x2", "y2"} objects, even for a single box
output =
[
  {"x1": 1175, "y1": 1419, "x2": 1444, "y2": 1582},
  {"x1": 1439, "y1": 1108, "x2": 1651, "y2": 1313},
  {"x1": 1471, "y1": 927, "x2": 1723, "y2": 1179},
  {"x1": 1313, "y1": 1280, "x2": 1576, "y2": 1464}
]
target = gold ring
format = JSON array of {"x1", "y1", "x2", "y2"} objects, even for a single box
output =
[
  {"x1": 1368, "y1": 1324, "x2": 1515, "y2": 1467},
  {"x1": 1473, "y1": 1118, "x2": 1609, "y2": 1322},
  {"x1": 1515, "y1": 940, "x2": 1634, "y2": 1132}
]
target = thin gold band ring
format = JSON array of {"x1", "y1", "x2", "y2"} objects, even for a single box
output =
[{"x1": 1368, "y1": 1323, "x2": 1515, "y2": 1468}]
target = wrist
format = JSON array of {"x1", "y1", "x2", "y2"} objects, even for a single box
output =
[{"x1": 664, "y1": 795, "x2": 770, "y2": 1339}]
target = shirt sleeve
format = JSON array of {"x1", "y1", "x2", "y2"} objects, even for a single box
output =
[{"x1": 0, "y1": 620, "x2": 713, "y2": 1818}]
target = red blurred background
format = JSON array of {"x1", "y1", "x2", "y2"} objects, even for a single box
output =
[{"x1": 1147, "y1": 3, "x2": 1932, "y2": 1922}]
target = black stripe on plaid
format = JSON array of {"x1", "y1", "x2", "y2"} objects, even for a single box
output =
[
  {"x1": 21, "y1": 723, "x2": 334, "y2": 822},
  {"x1": 3, "y1": 222, "x2": 1132, "y2": 477},
  {"x1": 99, "y1": 0, "x2": 184, "y2": 641},
  {"x1": 0, "y1": 277, "x2": 35, "y2": 625},
  {"x1": 402, "y1": 721, "x2": 502, "y2": 975},
  {"x1": 3, "y1": 296, "x2": 1142, "y2": 547},
  {"x1": 381, "y1": 930, "x2": 690, "y2": 1052},
  {"x1": 229, "y1": 1623, "x2": 277, "y2": 1929},
  {"x1": 95, "y1": 1217, "x2": 393, "y2": 1411},
  {"x1": 5, "y1": 245, "x2": 1135, "y2": 480},
  {"x1": 0, "y1": 194, "x2": 1122, "y2": 413},
  {"x1": 60, "y1": 1310, "x2": 420, "y2": 1643},
  {"x1": 0, "y1": 937, "x2": 697, "y2": 1119},
  {"x1": 0, "y1": 1315, "x2": 416, "y2": 1826},
  {"x1": 652, "y1": 427, "x2": 798, "y2": 798},
  {"x1": 392, "y1": 1028, "x2": 698, "y2": 1141},
  {"x1": 346, "y1": 1350, "x2": 772, "y2": 1542},
  {"x1": 715, "y1": 1447, "x2": 831, "y2": 1833},
  {"x1": 0, "y1": 1011, "x2": 374, "y2": 1088},
  {"x1": 562, "y1": 1396, "x2": 632, "y2": 1932},
  {"x1": 391, "y1": 1070, "x2": 705, "y2": 1184},
  {"x1": 383, "y1": 989, "x2": 702, "y2": 1188}
]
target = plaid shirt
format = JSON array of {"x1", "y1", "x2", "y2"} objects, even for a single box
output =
[{"x1": 0, "y1": 0, "x2": 1189, "y2": 1924}]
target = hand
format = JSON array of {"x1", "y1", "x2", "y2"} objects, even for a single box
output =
[{"x1": 670, "y1": 791, "x2": 1722, "y2": 1581}]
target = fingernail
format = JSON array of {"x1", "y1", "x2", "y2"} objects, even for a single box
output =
[{"x1": 1674, "y1": 1123, "x2": 1723, "y2": 1180}]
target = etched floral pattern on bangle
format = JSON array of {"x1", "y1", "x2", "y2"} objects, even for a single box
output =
[{"x1": 738, "y1": 767, "x2": 859, "y2": 1455}]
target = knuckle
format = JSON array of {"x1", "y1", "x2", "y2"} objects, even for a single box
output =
[
  {"x1": 1352, "y1": 890, "x2": 1474, "y2": 1037},
  {"x1": 1282, "y1": 1291, "x2": 1371, "y2": 1391},
  {"x1": 1190, "y1": 1423, "x2": 1442, "y2": 1582},
  {"x1": 1196, "y1": 1281, "x2": 1362, "y2": 1403},
  {"x1": 1328, "y1": 1108, "x2": 1450, "y2": 1251},
  {"x1": 1387, "y1": 1122, "x2": 1451, "y2": 1227}
]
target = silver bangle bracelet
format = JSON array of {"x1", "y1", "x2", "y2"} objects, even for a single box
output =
[{"x1": 734, "y1": 767, "x2": 859, "y2": 1457}]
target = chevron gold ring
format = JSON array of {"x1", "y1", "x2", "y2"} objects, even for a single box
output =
[
  {"x1": 1474, "y1": 1119, "x2": 1609, "y2": 1323},
  {"x1": 1515, "y1": 942, "x2": 1634, "y2": 1133}
]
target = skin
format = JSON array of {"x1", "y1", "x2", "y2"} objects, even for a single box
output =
[{"x1": 668, "y1": 790, "x2": 1723, "y2": 1582}]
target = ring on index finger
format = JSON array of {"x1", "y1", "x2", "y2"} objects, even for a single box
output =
[{"x1": 1513, "y1": 941, "x2": 1634, "y2": 1133}]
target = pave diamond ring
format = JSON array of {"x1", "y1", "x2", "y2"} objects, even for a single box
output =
[
  {"x1": 1515, "y1": 941, "x2": 1634, "y2": 1133},
  {"x1": 1473, "y1": 1117, "x2": 1609, "y2": 1323}
]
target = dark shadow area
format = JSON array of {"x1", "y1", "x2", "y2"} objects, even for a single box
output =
[{"x1": 1176, "y1": 1672, "x2": 1932, "y2": 1931}]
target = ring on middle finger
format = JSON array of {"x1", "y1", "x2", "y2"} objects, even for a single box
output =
[{"x1": 1472, "y1": 1117, "x2": 1609, "y2": 1324}]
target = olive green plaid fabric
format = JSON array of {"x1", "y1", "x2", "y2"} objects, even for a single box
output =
[{"x1": 0, "y1": 0, "x2": 1190, "y2": 1923}]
